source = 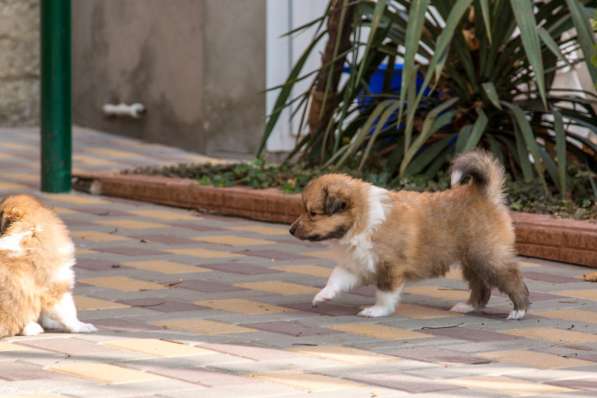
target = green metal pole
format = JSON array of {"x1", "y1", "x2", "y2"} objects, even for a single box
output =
[{"x1": 41, "y1": 0, "x2": 71, "y2": 193}]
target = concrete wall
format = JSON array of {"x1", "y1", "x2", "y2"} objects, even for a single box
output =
[
  {"x1": 0, "y1": 0, "x2": 39, "y2": 126},
  {"x1": 72, "y1": 0, "x2": 266, "y2": 157}
]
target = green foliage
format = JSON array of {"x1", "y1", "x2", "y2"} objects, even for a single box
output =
[
  {"x1": 262, "y1": 0, "x2": 597, "y2": 199},
  {"x1": 126, "y1": 160, "x2": 330, "y2": 194}
]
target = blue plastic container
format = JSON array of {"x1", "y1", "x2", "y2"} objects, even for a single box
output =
[
  {"x1": 343, "y1": 63, "x2": 427, "y2": 111},
  {"x1": 343, "y1": 63, "x2": 428, "y2": 135}
]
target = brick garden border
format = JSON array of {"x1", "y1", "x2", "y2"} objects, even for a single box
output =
[{"x1": 73, "y1": 172, "x2": 597, "y2": 268}]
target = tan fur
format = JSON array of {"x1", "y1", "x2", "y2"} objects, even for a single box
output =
[
  {"x1": 290, "y1": 150, "x2": 530, "y2": 316},
  {"x1": 0, "y1": 195, "x2": 76, "y2": 337}
]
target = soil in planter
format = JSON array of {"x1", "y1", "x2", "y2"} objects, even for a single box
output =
[{"x1": 123, "y1": 160, "x2": 597, "y2": 221}]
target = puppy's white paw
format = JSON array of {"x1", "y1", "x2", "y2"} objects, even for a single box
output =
[
  {"x1": 69, "y1": 321, "x2": 97, "y2": 333},
  {"x1": 312, "y1": 288, "x2": 336, "y2": 307},
  {"x1": 358, "y1": 305, "x2": 394, "y2": 318},
  {"x1": 450, "y1": 302, "x2": 476, "y2": 314},
  {"x1": 22, "y1": 321, "x2": 44, "y2": 336},
  {"x1": 507, "y1": 310, "x2": 526, "y2": 320}
]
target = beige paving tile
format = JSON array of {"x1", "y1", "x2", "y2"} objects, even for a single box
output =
[
  {"x1": 289, "y1": 345, "x2": 399, "y2": 365},
  {"x1": 192, "y1": 235, "x2": 275, "y2": 246},
  {"x1": 304, "y1": 249, "x2": 339, "y2": 260},
  {"x1": 253, "y1": 371, "x2": 364, "y2": 392},
  {"x1": 103, "y1": 338, "x2": 214, "y2": 358},
  {"x1": 446, "y1": 376, "x2": 573, "y2": 396},
  {"x1": 328, "y1": 323, "x2": 431, "y2": 341},
  {"x1": 0, "y1": 182, "x2": 29, "y2": 191},
  {"x1": 47, "y1": 194, "x2": 108, "y2": 205},
  {"x1": 228, "y1": 225, "x2": 290, "y2": 236},
  {"x1": 128, "y1": 208, "x2": 199, "y2": 221},
  {"x1": 75, "y1": 295, "x2": 130, "y2": 311},
  {"x1": 2, "y1": 142, "x2": 31, "y2": 150},
  {"x1": 405, "y1": 285, "x2": 469, "y2": 301},
  {"x1": 396, "y1": 303, "x2": 458, "y2": 319},
  {"x1": 88, "y1": 147, "x2": 142, "y2": 159},
  {"x1": 121, "y1": 260, "x2": 207, "y2": 274},
  {"x1": 272, "y1": 265, "x2": 331, "y2": 278},
  {"x1": 519, "y1": 261, "x2": 540, "y2": 268},
  {"x1": 72, "y1": 230, "x2": 130, "y2": 242},
  {"x1": 79, "y1": 276, "x2": 164, "y2": 292},
  {"x1": 535, "y1": 309, "x2": 597, "y2": 324},
  {"x1": 479, "y1": 350, "x2": 593, "y2": 369},
  {"x1": 95, "y1": 219, "x2": 166, "y2": 230},
  {"x1": 557, "y1": 289, "x2": 597, "y2": 301},
  {"x1": 74, "y1": 154, "x2": 118, "y2": 167},
  {"x1": 235, "y1": 281, "x2": 319, "y2": 296},
  {"x1": 164, "y1": 247, "x2": 243, "y2": 258},
  {"x1": 7, "y1": 172, "x2": 38, "y2": 182},
  {"x1": 196, "y1": 299, "x2": 293, "y2": 315},
  {"x1": 53, "y1": 207, "x2": 79, "y2": 215},
  {"x1": 49, "y1": 361, "x2": 163, "y2": 384},
  {"x1": 505, "y1": 327, "x2": 597, "y2": 344},
  {"x1": 76, "y1": 248, "x2": 95, "y2": 255},
  {"x1": 0, "y1": 395, "x2": 66, "y2": 398},
  {"x1": 0, "y1": 342, "x2": 31, "y2": 352},
  {"x1": 152, "y1": 319, "x2": 254, "y2": 336}
]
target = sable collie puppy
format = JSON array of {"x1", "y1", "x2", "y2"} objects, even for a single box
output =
[
  {"x1": 290, "y1": 150, "x2": 529, "y2": 320},
  {"x1": 0, "y1": 195, "x2": 96, "y2": 337}
]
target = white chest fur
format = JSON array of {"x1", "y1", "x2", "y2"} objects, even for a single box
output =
[{"x1": 336, "y1": 186, "x2": 391, "y2": 278}]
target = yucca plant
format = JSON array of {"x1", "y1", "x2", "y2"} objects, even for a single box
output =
[{"x1": 259, "y1": 0, "x2": 597, "y2": 199}]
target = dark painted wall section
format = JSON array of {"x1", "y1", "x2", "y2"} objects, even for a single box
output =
[{"x1": 72, "y1": 0, "x2": 265, "y2": 157}]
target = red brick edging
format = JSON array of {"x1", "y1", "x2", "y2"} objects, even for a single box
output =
[{"x1": 73, "y1": 172, "x2": 597, "y2": 268}]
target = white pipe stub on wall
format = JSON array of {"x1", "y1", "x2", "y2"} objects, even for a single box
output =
[{"x1": 103, "y1": 102, "x2": 146, "y2": 118}]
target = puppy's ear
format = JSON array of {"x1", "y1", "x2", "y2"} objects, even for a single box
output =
[
  {"x1": 0, "y1": 211, "x2": 9, "y2": 234},
  {"x1": 0, "y1": 208, "x2": 22, "y2": 234},
  {"x1": 324, "y1": 189, "x2": 347, "y2": 215}
]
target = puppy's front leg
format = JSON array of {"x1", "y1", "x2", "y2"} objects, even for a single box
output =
[
  {"x1": 358, "y1": 284, "x2": 404, "y2": 317},
  {"x1": 312, "y1": 266, "x2": 360, "y2": 306},
  {"x1": 21, "y1": 321, "x2": 44, "y2": 336},
  {"x1": 41, "y1": 293, "x2": 96, "y2": 333}
]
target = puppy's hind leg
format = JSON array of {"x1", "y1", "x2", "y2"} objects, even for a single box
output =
[
  {"x1": 41, "y1": 292, "x2": 96, "y2": 333},
  {"x1": 313, "y1": 266, "x2": 360, "y2": 306},
  {"x1": 495, "y1": 264, "x2": 529, "y2": 320},
  {"x1": 451, "y1": 267, "x2": 491, "y2": 314}
]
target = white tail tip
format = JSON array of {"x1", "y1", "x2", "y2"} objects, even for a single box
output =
[{"x1": 451, "y1": 170, "x2": 463, "y2": 187}]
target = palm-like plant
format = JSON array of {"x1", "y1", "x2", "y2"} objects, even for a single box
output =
[{"x1": 259, "y1": 0, "x2": 597, "y2": 198}]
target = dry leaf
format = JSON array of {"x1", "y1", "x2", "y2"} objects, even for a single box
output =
[{"x1": 582, "y1": 272, "x2": 597, "y2": 282}]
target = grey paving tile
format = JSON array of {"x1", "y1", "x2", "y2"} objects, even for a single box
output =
[
  {"x1": 118, "y1": 298, "x2": 209, "y2": 313},
  {"x1": 242, "y1": 321, "x2": 340, "y2": 337},
  {"x1": 200, "y1": 262, "x2": 282, "y2": 275}
]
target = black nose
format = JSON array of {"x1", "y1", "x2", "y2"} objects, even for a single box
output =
[{"x1": 289, "y1": 224, "x2": 297, "y2": 236}]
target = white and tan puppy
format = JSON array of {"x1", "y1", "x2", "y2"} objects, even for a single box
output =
[
  {"x1": 290, "y1": 150, "x2": 529, "y2": 320},
  {"x1": 0, "y1": 194, "x2": 95, "y2": 337}
]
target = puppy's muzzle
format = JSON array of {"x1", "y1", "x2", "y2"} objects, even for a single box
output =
[
  {"x1": 289, "y1": 220, "x2": 315, "y2": 240},
  {"x1": 289, "y1": 222, "x2": 298, "y2": 236}
]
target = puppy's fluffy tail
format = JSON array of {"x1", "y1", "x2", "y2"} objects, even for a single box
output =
[{"x1": 450, "y1": 150, "x2": 506, "y2": 206}]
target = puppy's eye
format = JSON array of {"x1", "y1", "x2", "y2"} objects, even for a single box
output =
[{"x1": 309, "y1": 211, "x2": 318, "y2": 218}]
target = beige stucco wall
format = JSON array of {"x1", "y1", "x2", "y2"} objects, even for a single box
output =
[
  {"x1": 0, "y1": 0, "x2": 39, "y2": 126},
  {"x1": 72, "y1": 0, "x2": 266, "y2": 157}
]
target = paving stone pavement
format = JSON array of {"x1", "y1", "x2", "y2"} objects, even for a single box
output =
[{"x1": 0, "y1": 127, "x2": 596, "y2": 397}]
